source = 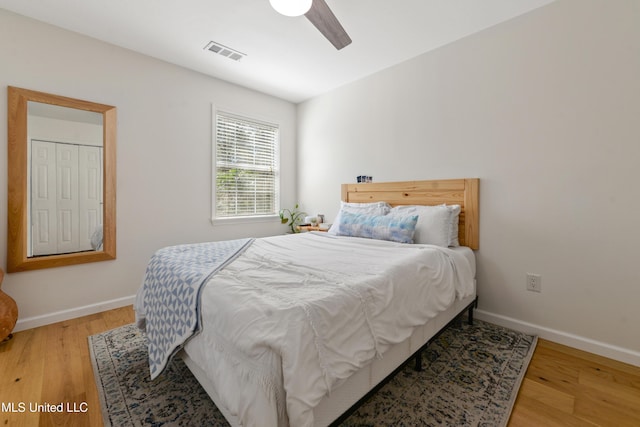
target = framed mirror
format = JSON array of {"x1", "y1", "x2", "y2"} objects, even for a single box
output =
[{"x1": 7, "y1": 87, "x2": 116, "y2": 272}]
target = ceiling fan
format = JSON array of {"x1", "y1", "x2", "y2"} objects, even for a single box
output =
[{"x1": 269, "y1": 0, "x2": 352, "y2": 50}]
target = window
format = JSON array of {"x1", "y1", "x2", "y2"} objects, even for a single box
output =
[{"x1": 213, "y1": 111, "x2": 279, "y2": 221}]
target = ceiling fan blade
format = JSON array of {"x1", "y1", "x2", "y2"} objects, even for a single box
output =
[{"x1": 305, "y1": 0, "x2": 352, "y2": 50}]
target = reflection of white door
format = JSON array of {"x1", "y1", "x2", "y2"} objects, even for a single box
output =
[
  {"x1": 31, "y1": 140, "x2": 102, "y2": 256},
  {"x1": 31, "y1": 141, "x2": 57, "y2": 256},
  {"x1": 56, "y1": 142, "x2": 79, "y2": 254},
  {"x1": 79, "y1": 146, "x2": 103, "y2": 250}
]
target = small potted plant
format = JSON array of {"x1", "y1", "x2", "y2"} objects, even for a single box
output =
[{"x1": 279, "y1": 204, "x2": 306, "y2": 233}]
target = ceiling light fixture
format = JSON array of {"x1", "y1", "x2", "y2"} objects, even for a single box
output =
[{"x1": 269, "y1": 0, "x2": 312, "y2": 17}]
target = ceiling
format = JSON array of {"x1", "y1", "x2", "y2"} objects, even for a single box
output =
[{"x1": 0, "y1": 0, "x2": 555, "y2": 103}]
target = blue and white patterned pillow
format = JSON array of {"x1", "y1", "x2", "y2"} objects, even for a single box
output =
[
  {"x1": 336, "y1": 211, "x2": 419, "y2": 244},
  {"x1": 328, "y1": 201, "x2": 392, "y2": 235}
]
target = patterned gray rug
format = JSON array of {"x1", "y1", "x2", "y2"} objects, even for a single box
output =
[{"x1": 89, "y1": 319, "x2": 536, "y2": 426}]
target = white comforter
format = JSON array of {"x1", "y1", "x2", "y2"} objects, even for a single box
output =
[{"x1": 182, "y1": 232, "x2": 474, "y2": 427}]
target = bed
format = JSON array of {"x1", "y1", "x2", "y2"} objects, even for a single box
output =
[{"x1": 135, "y1": 178, "x2": 479, "y2": 427}]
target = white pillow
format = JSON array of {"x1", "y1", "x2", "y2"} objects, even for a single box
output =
[
  {"x1": 445, "y1": 204, "x2": 461, "y2": 247},
  {"x1": 388, "y1": 205, "x2": 453, "y2": 247},
  {"x1": 328, "y1": 201, "x2": 392, "y2": 235}
]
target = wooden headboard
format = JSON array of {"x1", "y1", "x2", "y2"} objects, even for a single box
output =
[{"x1": 341, "y1": 178, "x2": 479, "y2": 250}]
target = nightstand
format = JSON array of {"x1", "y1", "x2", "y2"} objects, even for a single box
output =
[{"x1": 297, "y1": 225, "x2": 329, "y2": 232}]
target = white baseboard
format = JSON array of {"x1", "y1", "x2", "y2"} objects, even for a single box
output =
[
  {"x1": 13, "y1": 295, "x2": 136, "y2": 333},
  {"x1": 475, "y1": 309, "x2": 640, "y2": 368}
]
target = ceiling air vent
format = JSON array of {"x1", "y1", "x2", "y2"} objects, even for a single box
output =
[{"x1": 204, "y1": 41, "x2": 246, "y2": 62}]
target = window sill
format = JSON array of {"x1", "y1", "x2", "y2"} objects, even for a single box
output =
[{"x1": 210, "y1": 214, "x2": 280, "y2": 226}]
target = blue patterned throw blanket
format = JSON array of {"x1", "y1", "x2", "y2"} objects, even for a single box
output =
[{"x1": 139, "y1": 238, "x2": 254, "y2": 379}]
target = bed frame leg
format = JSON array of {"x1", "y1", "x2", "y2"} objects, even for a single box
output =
[
  {"x1": 414, "y1": 350, "x2": 423, "y2": 371},
  {"x1": 468, "y1": 296, "x2": 478, "y2": 325},
  {"x1": 454, "y1": 315, "x2": 462, "y2": 328}
]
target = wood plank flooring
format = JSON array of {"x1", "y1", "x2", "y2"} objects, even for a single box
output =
[
  {"x1": 1, "y1": 305, "x2": 638, "y2": 426},
  {"x1": 510, "y1": 339, "x2": 640, "y2": 427},
  {"x1": 0, "y1": 306, "x2": 134, "y2": 427}
]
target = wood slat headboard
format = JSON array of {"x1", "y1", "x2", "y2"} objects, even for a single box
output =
[{"x1": 341, "y1": 178, "x2": 479, "y2": 250}]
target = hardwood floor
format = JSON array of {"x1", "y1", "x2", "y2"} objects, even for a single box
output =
[
  {"x1": 1, "y1": 305, "x2": 638, "y2": 426},
  {"x1": 0, "y1": 306, "x2": 134, "y2": 427},
  {"x1": 510, "y1": 339, "x2": 640, "y2": 427}
]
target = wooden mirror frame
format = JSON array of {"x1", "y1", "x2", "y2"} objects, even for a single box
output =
[{"x1": 7, "y1": 87, "x2": 116, "y2": 272}]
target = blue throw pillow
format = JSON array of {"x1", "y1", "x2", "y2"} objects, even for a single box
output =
[{"x1": 336, "y1": 211, "x2": 418, "y2": 244}]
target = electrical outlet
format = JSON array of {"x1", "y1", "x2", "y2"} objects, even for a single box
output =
[{"x1": 526, "y1": 273, "x2": 542, "y2": 292}]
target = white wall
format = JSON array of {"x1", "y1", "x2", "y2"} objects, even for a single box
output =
[
  {"x1": 298, "y1": 0, "x2": 640, "y2": 364},
  {"x1": 0, "y1": 9, "x2": 297, "y2": 328}
]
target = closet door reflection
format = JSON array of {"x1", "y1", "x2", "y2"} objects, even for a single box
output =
[
  {"x1": 28, "y1": 102, "x2": 104, "y2": 257},
  {"x1": 30, "y1": 140, "x2": 103, "y2": 256}
]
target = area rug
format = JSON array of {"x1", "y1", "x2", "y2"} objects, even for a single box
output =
[{"x1": 89, "y1": 320, "x2": 537, "y2": 426}]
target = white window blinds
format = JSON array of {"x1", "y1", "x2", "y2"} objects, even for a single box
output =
[{"x1": 215, "y1": 112, "x2": 279, "y2": 218}]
